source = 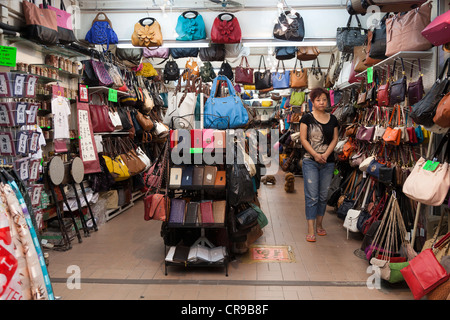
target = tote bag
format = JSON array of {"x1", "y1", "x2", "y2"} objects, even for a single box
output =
[
  {"x1": 204, "y1": 75, "x2": 249, "y2": 129},
  {"x1": 22, "y1": 0, "x2": 59, "y2": 45},
  {"x1": 40, "y1": 0, "x2": 76, "y2": 44},
  {"x1": 211, "y1": 13, "x2": 241, "y2": 44},
  {"x1": 272, "y1": 60, "x2": 290, "y2": 89},
  {"x1": 175, "y1": 10, "x2": 206, "y2": 41}
]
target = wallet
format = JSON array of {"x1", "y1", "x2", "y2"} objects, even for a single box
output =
[
  {"x1": 193, "y1": 166, "x2": 204, "y2": 187},
  {"x1": 191, "y1": 129, "x2": 203, "y2": 149},
  {"x1": 203, "y1": 129, "x2": 214, "y2": 150},
  {"x1": 200, "y1": 201, "x2": 214, "y2": 224},
  {"x1": 169, "y1": 167, "x2": 182, "y2": 189},
  {"x1": 214, "y1": 171, "x2": 226, "y2": 187},
  {"x1": 185, "y1": 202, "x2": 199, "y2": 225},
  {"x1": 168, "y1": 198, "x2": 186, "y2": 224},
  {"x1": 213, "y1": 130, "x2": 226, "y2": 149},
  {"x1": 181, "y1": 165, "x2": 194, "y2": 187},
  {"x1": 212, "y1": 200, "x2": 226, "y2": 224},
  {"x1": 203, "y1": 166, "x2": 217, "y2": 186}
]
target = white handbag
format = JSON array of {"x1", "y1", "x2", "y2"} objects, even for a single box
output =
[
  {"x1": 359, "y1": 155, "x2": 375, "y2": 172},
  {"x1": 153, "y1": 121, "x2": 169, "y2": 138},
  {"x1": 343, "y1": 178, "x2": 371, "y2": 238},
  {"x1": 108, "y1": 107, "x2": 123, "y2": 131},
  {"x1": 174, "y1": 92, "x2": 196, "y2": 130},
  {"x1": 136, "y1": 146, "x2": 151, "y2": 171}
]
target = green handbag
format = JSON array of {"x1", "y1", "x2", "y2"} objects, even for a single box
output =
[
  {"x1": 389, "y1": 261, "x2": 409, "y2": 284},
  {"x1": 290, "y1": 91, "x2": 305, "y2": 106},
  {"x1": 200, "y1": 61, "x2": 216, "y2": 82},
  {"x1": 249, "y1": 203, "x2": 269, "y2": 229}
]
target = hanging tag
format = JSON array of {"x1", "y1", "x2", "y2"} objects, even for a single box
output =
[
  {"x1": 367, "y1": 67, "x2": 373, "y2": 84},
  {"x1": 423, "y1": 160, "x2": 439, "y2": 171},
  {"x1": 108, "y1": 88, "x2": 118, "y2": 102},
  {"x1": 0, "y1": 46, "x2": 17, "y2": 67}
]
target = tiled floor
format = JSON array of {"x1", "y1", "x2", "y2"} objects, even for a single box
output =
[{"x1": 45, "y1": 171, "x2": 414, "y2": 300}]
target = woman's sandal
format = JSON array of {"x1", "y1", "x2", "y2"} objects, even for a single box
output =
[
  {"x1": 306, "y1": 234, "x2": 316, "y2": 242},
  {"x1": 316, "y1": 228, "x2": 327, "y2": 236}
]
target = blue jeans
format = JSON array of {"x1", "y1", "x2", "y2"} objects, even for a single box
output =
[{"x1": 302, "y1": 158, "x2": 335, "y2": 220}]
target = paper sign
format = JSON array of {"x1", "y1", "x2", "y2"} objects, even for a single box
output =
[
  {"x1": 367, "y1": 67, "x2": 373, "y2": 84},
  {"x1": 108, "y1": 88, "x2": 117, "y2": 102},
  {"x1": 0, "y1": 46, "x2": 17, "y2": 67},
  {"x1": 423, "y1": 160, "x2": 439, "y2": 172}
]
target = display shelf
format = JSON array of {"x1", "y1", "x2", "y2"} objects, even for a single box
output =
[
  {"x1": 31, "y1": 64, "x2": 82, "y2": 79},
  {"x1": 9, "y1": 70, "x2": 59, "y2": 83},
  {"x1": 88, "y1": 86, "x2": 128, "y2": 96}
]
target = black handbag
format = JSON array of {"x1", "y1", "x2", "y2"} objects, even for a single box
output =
[
  {"x1": 218, "y1": 60, "x2": 234, "y2": 81},
  {"x1": 115, "y1": 48, "x2": 143, "y2": 66},
  {"x1": 378, "y1": 166, "x2": 395, "y2": 185},
  {"x1": 163, "y1": 57, "x2": 180, "y2": 83},
  {"x1": 389, "y1": 58, "x2": 407, "y2": 106},
  {"x1": 336, "y1": 14, "x2": 368, "y2": 53},
  {"x1": 199, "y1": 44, "x2": 225, "y2": 61},
  {"x1": 273, "y1": 10, "x2": 305, "y2": 41},
  {"x1": 228, "y1": 162, "x2": 255, "y2": 207},
  {"x1": 169, "y1": 48, "x2": 199, "y2": 59},
  {"x1": 369, "y1": 13, "x2": 389, "y2": 60},
  {"x1": 236, "y1": 207, "x2": 259, "y2": 227},
  {"x1": 117, "y1": 107, "x2": 132, "y2": 131},
  {"x1": 254, "y1": 55, "x2": 272, "y2": 91},
  {"x1": 200, "y1": 61, "x2": 216, "y2": 82},
  {"x1": 410, "y1": 58, "x2": 450, "y2": 127},
  {"x1": 275, "y1": 47, "x2": 297, "y2": 60}
]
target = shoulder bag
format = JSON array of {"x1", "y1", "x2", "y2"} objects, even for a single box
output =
[
  {"x1": 132, "y1": 17, "x2": 163, "y2": 47},
  {"x1": 433, "y1": 92, "x2": 450, "y2": 128},
  {"x1": 421, "y1": 9, "x2": 450, "y2": 47},
  {"x1": 389, "y1": 58, "x2": 407, "y2": 106},
  {"x1": 39, "y1": 0, "x2": 76, "y2": 44},
  {"x1": 336, "y1": 14, "x2": 368, "y2": 53},
  {"x1": 290, "y1": 58, "x2": 308, "y2": 89},
  {"x1": 163, "y1": 57, "x2": 180, "y2": 83},
  {"x1": 199, "y1": 44, "x2": 226, "y2": 61},
  {"x1": 308, "y1": 59, "x2": 325, "y2": 90},
  {"x1": 23, "y1": 0, "x2": 58, "y2": 45},
  {"x1": 297, "y1": 46, "x2": 320, "y2": 61},
  {"x1": 407, "y1": 59, "x2": 425, "y2": 106},
  {"x1": 200, "y1": 61, "x2": 216, "y2": 83},
  {"x1": 211, "y1": 13, "x2": 242, "y2": 44},
  {"x1": 235, "y1": 56, "x2": 254, "y2": 85},
  {"x1": 254, "y1": 55, "x2": 272, "y2": 91},
  {"x1": 175, "y1": 10, "x2": 206, "y2": 41},
  {"x1": 272, "y1": 60, "x2": 290, "y2": 89},
  {"x1": 273, "y1": 10, "x2": 305, "y2": 41},
  {"x1": 275, "y1": 47, "x2": 297, "y2": 60},
  {"x1": 143, "y1": 47, "x2": 169, "y2": 59},
  {"x1": 89, "y1": 94, "x2": 115, "y2": 133}
]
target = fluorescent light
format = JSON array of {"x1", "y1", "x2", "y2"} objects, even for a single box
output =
[
  {"x1": 242, "y1": 39, "x2": 336, "y2": 47},
  {"x1": 117, "y1": 39, "x2": 210, "y2": 49}
]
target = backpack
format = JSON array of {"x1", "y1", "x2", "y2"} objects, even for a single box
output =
[{"x1": 164, "y1": 59, "x2": 180, "y2": 83}]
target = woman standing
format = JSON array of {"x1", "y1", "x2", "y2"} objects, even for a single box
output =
[{"x1": 299, "y1": 87, "x2": 339, "y2": 242}]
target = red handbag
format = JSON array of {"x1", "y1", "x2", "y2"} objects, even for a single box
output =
[
  {"x1": 400, "y1": 248, "x2": 450, "y2": 300},
  {"x1": 211, "y1": 13, "x2": 241, "y2": 44},
  {"x1": 235, "y1": 56, "x2": 254, "y2": 84},
  {"x1": 144, "y1": 193, "x2": 167, "y2": 221},
  {"x1": 89, "y1": 102, "x2": 115, "y2": 133},
  {"x1": 421, "y1": 9, "x2": 450, "y2": 46}
]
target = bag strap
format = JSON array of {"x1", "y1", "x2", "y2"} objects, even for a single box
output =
[
  {"x1": 258, "y1": 55, "x2": 266, "y2": 72},
  {"x1": 92, "y1": 12, "x2": 113, "y2": 27}
]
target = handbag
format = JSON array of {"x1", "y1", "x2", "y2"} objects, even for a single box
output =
[
  {"x1": 275, "y1": 47, "x2": 297, "y2": 60},
  {"x1": 408, "y1": 59, "x2": 425, "y2": 106},
  {"x1": 235, "y1": 56, "x2": 254, "y2": 85},
  {"x1": 365, "y1": 0, "x2": 427, "y2": 12},
  {"x1": 117, "y1": 138, "x2": 146, "y2": 176},
  {"x1": 290, "y1": 59, "x2": 308, "y2": 89},
  {"x1": 377, "y1": 72, "x2": 390, "y2": 108},
  {"x1": 116, "y1": 48, "x2": 143, "y2": 67},
  {"x1": 204, "y1": 75, "x2": 249, "y2": 130},
  {"x1": 211, "y1": 13, "x2": 242, "y2": 44},
  {"x1": 22, "y1": 0, "x2": 59, "y2": 45},
  {"x1": 175, "y1": 10, "x2": 206, "y2": 41},
  {"x1": 290, "y1": 91, "x2": 305, "y2": 106},
  {"x1": 336, "y1": 14, "x2": 368, "y2": 53},
  {"x1": 254, "y1": 56, "x2": 273, "y2": 91},
  {"x1": 200, "y1": 61, "x2": 216, "y2": 83},
  {"x1": 169, "y1": 48, "x2": 199, "y2": 59},
  {"x1": 108, "y1": 105, "x2": 123, "y2": 131},
  {"x1": 402, "y1": 133, "x2": 450, "y2": 206},
  {"x1": 39, "y1": 0, "x2": 76, "y2": 44},
  {"x1": 383, "y1": 106, "x2": 402, "y2": 145},
  {"x1": 85, "y1": 12, "x2": 118, "y2": 49},
  {"x1": 272, "y1": 60, "x2": 290, "y2": 89},
  {"x1": 389, "y1": 58, "x2": 407, "y2": 106},
  {"x1": 297, "y1": 47, "x2": 320, "y2": 61},
  {"x1": 132, "y1": 17, "x2": 163, "y2": 47},
  {"x1": 352, "y1": 45, "x2": 368, "y2": 73},
  {"x1": 368, "y1": 13, "x2": 389, "y2": 61},
  {"x1": 163, "y1": 57, "x2": 180, "y2": 83},
  {"x1": 199, "y1": 44, "x2": 225, "y2": 62},
  {"x1": 421, "y1": 9, "x2": 450, "y2": 46},
  {"x1": 433, "y1": 92, "x2": 450, "y2": 128},
  {"x1": 273, "y1": 10, "x2": 305, "y2": 41},
  {"x1": 218, "y1": 60, "x2": 234, "y2": 81},
  {"x1": 90, "y1": 59, "x2": 114, "y2": 87},
  {"x1": 308, "y1": 59, "x2": 325, "y2": 90},
  {"x1": 102, "y1": 138, "x2": 130, "y2": 182},
  {"x1": 401, "y1": 248, "x2": 450, "y2": 300},
  {"x1": 143, "y1": 47, "x2": 169, "y2": 59},
  {"x1": 344, "y1": 178, "x2": 371, "y2": 236},
  {"x1": 410, "y1": 58, "x2": 450, "y2": 127},
  {"x1": 89, "y1": 94, "x2": 115, "y2": 133},
  {"x1": 385, "y1": 3, "x2": 432, "y2": 57},
  {"x1": 364, "y1": 31, "x2": 383, "y2": 67}
]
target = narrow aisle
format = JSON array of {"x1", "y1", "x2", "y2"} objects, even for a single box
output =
[{"x1": 46, "y1": 171, "x2": 413, "y2": 300}]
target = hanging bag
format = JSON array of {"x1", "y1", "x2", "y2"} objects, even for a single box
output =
[
  {"x1": 85, "y1": 12, "x2": 118, "y2": 49},
  {"x1": 175, "y1": 10, "x2": 206, "y2": 41},
  {"x1": 297, "y1": 46, "x2": 320, "y2": 61},
  {"x1": 89, "y1": 93, "x2": 115, "y2": 133},
  {"x1": 254, "y1": 55, "x2": 273, "y2": 91},
  {"x1": 407, "y1": 59, "x2": 425, "y2": 106},
  {"x1": 211, "y1": 13, "x2": 242, "y2": 44},
  {"x1": 40, "y1": 0, "x2": 76, "y2": 44},
  {"x1": 389, "y1": 58, "x2": 407, "y2": 106},
  {"x1": 421, "y1": 9, "x2": 450, "y2": 46},
  {"x1": 235, "y1": 56, "x2": 254, "y2": 85},
  {"x1": 308, "y1": 59, "x2": 325, "y2": 90},
  {"x1": 275, "y1": 46, "x2": 297, "y2": 60},
  {"x1": 336, "y1": 14, "x2": 368, "y2": 53},
  {"x1": 273, "y1": 10, "x2": 305, "y2": 41},
  {"x1": 272, "y1": 60, "x2": 290, "y2": 89},
  {"x1": 22, "y1": 0, "x2": 59, "y2": 45},
  {"x1": 290, "y1": 58, "x2": 308, "y2": 89},
  {"x1": 131, "y1": 17, "x2": 163, "y2": 47}
]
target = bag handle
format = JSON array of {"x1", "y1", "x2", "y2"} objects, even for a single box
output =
[
  {"x1": 346, "y1": 14, "x2": 362, "y2": 28},
  {"x1": 182, "y1": 10, "x2": 199, "y2": 19},
  {"x1": 92, "y1": 12, "x2": 113, "y2": 27},
  {"x1": 258, "y1": 55, "x2": 267, "y2": 72},
  {"x1": 139, "y1": 17, "x2": 156, "y2": 26},
  {"x1": 218, "y1": 13, "x2": 235, "y2": 21}
]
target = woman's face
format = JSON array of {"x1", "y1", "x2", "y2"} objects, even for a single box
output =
[{"x1": 313, "y1": 93, "x2": 328, "y2": 111}]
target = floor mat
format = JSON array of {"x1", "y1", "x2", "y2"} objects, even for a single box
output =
[{"x1": 242, "y1": 245, "x2": 295, "y2": 263}]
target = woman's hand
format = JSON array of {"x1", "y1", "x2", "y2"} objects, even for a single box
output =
[{"x1": 313, "y1": 152, "x2": 327, "y2": 164}]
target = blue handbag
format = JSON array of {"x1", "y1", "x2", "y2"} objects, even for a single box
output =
[
  {"x1": 85, "y1": 12, "x2": 118, "y2": 49},
  {"x1": 275, "y1": 47, "x2": 297, "y2": 60},
  {"x1": 367, "y1": 159, "x2": 385, "y2": 179},
  {"x1": 204, "y1": 75, "x2": 249, "y2": 129},
  {"x1": 175, "y1": 11, "x2": 206, "y2": 41},
  {"x1": 272, "y1": 60, "x2": 290, "y2": 89}
]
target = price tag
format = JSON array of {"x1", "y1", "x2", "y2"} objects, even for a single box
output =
[
  {"x1": 423, "y1": 160, "x2": 440, "y2": 171},
  {"x1": 108, "y1": 88, "x2": 117, "y2": 102},
  {"x1": 0, "y1": 46, "x2": 17, "y2": 67},
  {"x1": 367, "y1": 67, "x2": 373, "y2": 84}
]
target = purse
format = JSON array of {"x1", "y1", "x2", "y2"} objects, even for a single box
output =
[
  {"x1": 85, "y1": 12, "x2": 118, "y2": 49},
  {"x1": 389, "y1": 58, "x2": 407, "y2": 106},
  {"x1": 385, "y1": 3, "x2": 432, "y2": 57},
  {"x1": 91, "y1": 59, "x2": 114, "y2": 87},
  {"x1": 211, "y1": 13, "x2": 242, "y2": 44},
  {"x1": 421, "y1": 9, "x2": 450, "y2": 46},
  {"x1": 200, "y1": 61, "x2": 216, "y2": 83},
  {"x1": 272, "y1": 60, "x2": 290, "y2": 89},
  {"x1": 89, "y1": 94, "x2": 116, "y2": 133},
  {"x1": 275, "y1": 47, "x2": 297, "y2": 60},
  {"x1": 235, "y1": 56, "x2": 254, "y2": 85},
  {"x1": 22, "y1": 0, "x2": 59, "y2": 45},
  {"x1": 383, "y1": 106, "x2": 402, "y2": 146},
  {"x1": 410, "y1": 58, "x2": 450, "y2": 127},
  {"x1": 199, "y1": 44, "x2": 225, "y2": 62},
  {"x1": 352, "y1": 45, "x2": 368, "y2": 73},
  {"x1": 364, "y1": 30, "x2": 383, "y2": 67},
  {"x1": 117, "y1": 138, "x2": 146, "y2": 176},
  {"x1": 143, "y1": 47, "x2": 169, "y2": 59},
  {"x1": 290, "y1": 58, "x2": 308, "y2": 89},
  {"x1": 433, "y1": 92, "x2": 450, "y2": 128},
  {"x1": 131, "y1": 17, "x2": 163, "y2": 47},
  {"x1": 408, "y1": 59, "x2": 425, "y2": 106},
  {"x1": 39, "y1": 0, "x2": 76, "y2": 44},
  {"x1": 175, "y1": 10, "x2": 206, "y2": 41},
  {"x1": 290, "y1": 91, "x2": 305, "y2": 106},
  {"x1": 369, "y1": 13, "x2": 389, "y2": 60},
  {"x1": 273, "y1": 10, "x2": 305, "y2": 41},
  {"x1": 336, "y1": 14, "x2": 368, "y2": 53},
  {"x1": 204, "y1": 75, "x2": 249, "y2": 130},
  {"x1": 308, "y1": 59, "x2": 325, "y2": 90},
  {"x1": 169, "y1": 48, "x2": 199, "y2": 59},
  {"x1": 377, "y1": 73, "x2": 390, "y2": 108},
  {"x1": 297, "y1": 46, "x2": 320, "y2": 61},
  {"x1": 163, "y1": 57, "x2": 180, "y2": 83},
  {"x1": 254, "y1": 55, "x2": 273, "y2": 91}
]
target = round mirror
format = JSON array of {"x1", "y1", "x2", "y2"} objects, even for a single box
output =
[{"x1": 71, "y1": 157, "x2": 85, "y2": 184}]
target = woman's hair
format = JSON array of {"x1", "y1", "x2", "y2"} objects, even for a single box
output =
[{"x1": 309, "y1": 87, "x2": 329, "y2": 102}]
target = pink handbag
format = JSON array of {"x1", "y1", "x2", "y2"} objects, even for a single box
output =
[
  {"x1": 42, "y1": 0, "x2": 73, "y2": 29},
  {"x1": 143, "y1": 47, "x2": 169, "y2": 59},
  {"x1": 421, "y1": 9, "x2": 450, "y2": 46}
]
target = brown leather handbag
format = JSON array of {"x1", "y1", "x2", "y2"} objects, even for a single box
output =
[
  {"x1": 385, "y1": 2, "x2": 432, "y2": 57},
  {"x1": 136, "y1": 110, "x2": 154, "y2": 131},
  {"x1": 290, "y1": 58, "x2": 308, "y2": 88},
  {"x1": 132, "y1": 17, "x2": 163, "y2": 47},
  {"x1": 117, "y1": 137, "x2": 146, "y2": 176},
  {"x1": 297, "y1": 46, "x2": 320, "y2": 61},
  {"x1": 433, "y1": 92, "x2": 450, "y2": 128},
  {"x1": 364, "y1": 31, "x2": 384, "y2": 67},
  {"x1": 353, "y1": 45, "x2": 368, "y2": 73}
]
